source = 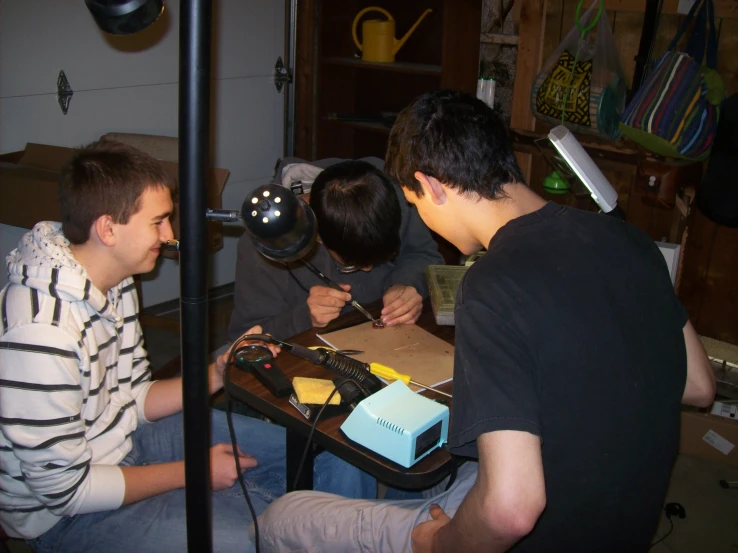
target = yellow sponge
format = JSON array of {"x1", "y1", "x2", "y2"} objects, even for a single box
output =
[{"x1": 292, "y1": 377, "x2": 341, "y2": 405}]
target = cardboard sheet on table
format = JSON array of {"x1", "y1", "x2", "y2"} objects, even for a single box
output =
[{"x1": 317, "y1": 322, "x2": 454, "y2": 393}]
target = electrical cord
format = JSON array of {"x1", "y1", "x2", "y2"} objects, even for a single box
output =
[
  {"x1": 221, "y1": 334, "x2": 375, "y2": 550},
  {"x1": 221, "y1": 335, "x2": 369, "y2": 551},
  {"x1": 444, "y1": 456, "x2": 461, "y2": 492},
  {"x1": 649, "y1": 503, "x2": 684, "y2": 549},
  {"x1": 649, "y1": 516, "x2": 674, "y2": 549},
  {"x1": 222, "y1": 335, "x2": 263, "y2": 553},
  {"x1": 292, "y1": 378, "x2": 370, "y2": 491},
  {"x1": 284, "y1": 262, "x2": 310, "y2": 294}
]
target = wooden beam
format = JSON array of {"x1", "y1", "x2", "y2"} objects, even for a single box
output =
[
  {"x1": 440, "y1": 0, "x2": 484, "y2": 94},
  {"x1": 480, "y1": 32, "x2": 519, "y2": 45},
  {"x1": 605, "y1": 0, "x2": 738, "y2": 19},
  {"x1": 510, "y1": 0, "x2": 547, "y2": 181},
  {"x1": 512, "y1": 0, "x2": 523, "y2": 23}
]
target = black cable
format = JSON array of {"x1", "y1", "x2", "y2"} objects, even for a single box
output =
[
  {"x1": 284, "y1": 262, "x2": 310, "y2": 294},
  {"x1": 222, "y1": 336, "x2": 262, "y2": 553},
  {"x1": 291, "y1": 378, "x2": 370, "y2": 491},
  {"x1": 444, "y1": 456, "x2": 460, "y2": 492},
  {"x1": 649, "y1": 507, "x2": 676, "y2": 549},
  {"x1": 221, "y1": 335, "x2": 374, "y2": 548}
]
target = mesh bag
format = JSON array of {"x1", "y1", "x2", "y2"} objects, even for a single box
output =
[{"x1": 531, "y1": 0, "x2": 626, "y2": 140}]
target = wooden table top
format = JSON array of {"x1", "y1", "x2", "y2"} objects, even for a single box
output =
[{"x1": 225, "y1": 299, "x2": 456, "y2": 490}]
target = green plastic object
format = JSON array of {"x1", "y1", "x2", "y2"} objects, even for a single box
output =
[{"x1": 543, "y1": 171, "x2": 570, "y2": 195}]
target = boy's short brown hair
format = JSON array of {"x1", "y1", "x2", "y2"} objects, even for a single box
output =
[{"x1": 59, "y1": 140, "x2": 177, "y2": 245}]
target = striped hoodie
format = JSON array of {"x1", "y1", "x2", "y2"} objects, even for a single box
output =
[{"x1": 0, "y1": 222, "x2": 154, "y2": 539}]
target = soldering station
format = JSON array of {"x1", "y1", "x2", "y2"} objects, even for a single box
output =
[
  {"x1": 226, "y1": 330, "x2": 451, "y2": 470},
  {"x1": 158, "y1": 183, "x2": 451, "y2": 471}
]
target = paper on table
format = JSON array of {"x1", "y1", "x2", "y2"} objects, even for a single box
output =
[{"x1": 317, "y1": 322, "x2": 454, "y2": 393}]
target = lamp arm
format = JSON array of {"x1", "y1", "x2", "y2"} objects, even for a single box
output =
[{"x1": 206, "y1": 208, "x2": 242, "y2": 222}]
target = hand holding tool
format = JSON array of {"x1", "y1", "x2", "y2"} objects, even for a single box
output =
[
  {"x1": 233, "y1": 345, "x2": 293, "y2": 398},
  {"x1": 369, "y1": 363, "x2": 452, "y2": 398},
  {"x1": 300, "y1": 260, "x2": 380, "y2": 325}
]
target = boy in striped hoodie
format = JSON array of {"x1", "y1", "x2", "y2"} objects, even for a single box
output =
[{"x1": 0, "y1": 140, "x2": 373, "y2": 553}]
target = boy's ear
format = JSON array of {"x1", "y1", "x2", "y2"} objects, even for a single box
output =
[
  {"x1": 92, "y1": 215, "x2": 117, "y2": 247},
  {"x1": 414, "y1": 171, "x2": 446, "y2": 205}
]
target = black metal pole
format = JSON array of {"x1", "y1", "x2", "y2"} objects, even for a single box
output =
[{"x1": 179, "y1": 0, "x2": 213, "y2": 551}]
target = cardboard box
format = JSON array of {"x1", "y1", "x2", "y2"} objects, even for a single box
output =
[
  {"x1": 0, "y1": 143, "x2": 229, "y2": 258},
  {"x1": 680, "y1": 409, "x2": 738, "y2": 466}
]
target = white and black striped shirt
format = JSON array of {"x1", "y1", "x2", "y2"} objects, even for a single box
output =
[{"x1": 0, "y1": 223, "x2": 153, "y2": 539}]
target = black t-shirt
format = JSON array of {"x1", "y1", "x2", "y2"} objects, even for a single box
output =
[{"x1": 449, "y1": 202, "x2": 688, "y2": 552}]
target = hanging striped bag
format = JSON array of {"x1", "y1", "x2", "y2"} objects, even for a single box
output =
[{"x1": 619, "y1": 0, "x2": 725, "y2": 161}]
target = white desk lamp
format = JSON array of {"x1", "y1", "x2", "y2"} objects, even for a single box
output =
[{"x1": 547, "y1": 125, "x2": 625, "y2": 219}]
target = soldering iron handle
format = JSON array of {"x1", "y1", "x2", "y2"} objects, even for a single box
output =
[{"x1": 287, "y1": 343, "x2": 326, "y2": 364}]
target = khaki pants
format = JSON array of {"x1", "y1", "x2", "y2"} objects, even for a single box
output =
[{"x1": 250, "y1": 461, "x2": 479, "y2": 553}]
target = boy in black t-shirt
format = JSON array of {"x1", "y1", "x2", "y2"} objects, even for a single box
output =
[{"x1": 251, "y1": 91, "x2": 716, "y2": 553}]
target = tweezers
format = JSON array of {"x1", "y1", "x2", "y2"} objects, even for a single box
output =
[
  {"x1": 348, "y1": 300, "x2": 378, "y2": 324},
  {"x1": 307, "y1": 346, "x2": 364, "y2": 356},
  {"x1": 336, "y1": 349, "x2": 364, "y2": 356}
]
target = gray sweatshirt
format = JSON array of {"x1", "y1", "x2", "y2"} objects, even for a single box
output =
[{"x1": 228, "y1": 158, "x2": 444, "y2": 341}]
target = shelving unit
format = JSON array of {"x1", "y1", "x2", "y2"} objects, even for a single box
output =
[
  {"x1": 322, "y1": 57, "x2": 442, "y2": 76},
  {"x1": 294, "y1": 0, "x2": 483, "y2": 160}
]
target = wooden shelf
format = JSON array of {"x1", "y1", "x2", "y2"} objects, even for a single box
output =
[
  {"x1": 510, "y1": 127, "x2": 697, "y2": 166},
  {"x1": 511, "y1": 127, "x2": 638, "y2": 164},
  {"x1": 323, "y1": 118, "x2": 392, "y2": 135},
  {"x1": 296, "y1": 0, "x2": 482, "y2": 159},
  {"x1": 322, "y1": 57, "x2": 442, "y2": 76},
  {"x1": 605, "y1": 0, "x2": 737, "y2": 18},
  {"x1": 480, "y1": 33, "x2": 519, "y2": 45}
]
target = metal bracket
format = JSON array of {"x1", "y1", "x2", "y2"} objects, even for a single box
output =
[
  {"x1": 57, "y1": 70, "x2": 73, "y2": 115},
  {"x1": 274, "y1": 56, "x2": 292, "y2": 93}
]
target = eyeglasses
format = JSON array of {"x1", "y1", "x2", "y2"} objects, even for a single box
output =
[
  {"x1": 325, "y1": 244, "x2": 367, "y2": 274},
  {"x1": 335, "y1": 261, "x2": 362, "y2": 274}
]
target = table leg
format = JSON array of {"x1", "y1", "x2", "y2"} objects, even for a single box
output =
[{"x1": 286, "y1": 428, "x2": 313, "y2": 491}]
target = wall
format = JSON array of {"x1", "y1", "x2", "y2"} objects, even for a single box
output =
[
  {"x1": 510, "y1": 0, "x2": 738, "y2": 344},
  {"x1": 479, "y1": 0, "x2": 518, "y2": 123},
  {"x1": 0, "y1": 0, "x2": 286, "y2": 307}
]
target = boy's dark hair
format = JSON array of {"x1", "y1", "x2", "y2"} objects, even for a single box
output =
[
  {"x1": 385, "y1": 89, "x2": 525, "y2": 199},
  {"x1": 59, "y1": 140, "x2": 177, "y2": 245},
  {"x1": 309, "y1": 160, "x2": 401, "y2": 268}
]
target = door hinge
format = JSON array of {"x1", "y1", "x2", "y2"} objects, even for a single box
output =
[
  {"x1": 274, "y1": 56, "x2": 292, "y2": 93},
  {"x1": 57, "y1": 70, "x2": 74, "y2": 115}
]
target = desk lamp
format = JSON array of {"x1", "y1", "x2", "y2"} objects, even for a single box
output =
[
  {"x1": 544, "y1": 125, "x2": 626, "y2": 220},
  {"x1": 204, "y1": 184, "x2": 380, "y2": 324},
  {"x1": 85, "y1": 0, "x2": 164, "y2": 34},
  {"x1": 237, "y1": 183, "x2": 318, "y2": 263}
]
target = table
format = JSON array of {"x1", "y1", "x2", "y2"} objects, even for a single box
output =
[{"x1": 225, "y1": 299, "x2": 455, "y2": 492}]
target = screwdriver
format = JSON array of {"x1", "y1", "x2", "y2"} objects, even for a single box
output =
[{"x1": 369, "y1": 363, "x2": 452, "y2": 398}]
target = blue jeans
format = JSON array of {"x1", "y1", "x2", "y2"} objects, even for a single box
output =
[{"x1": 29, "y1": 410, "x2": 376, "y2": 553}]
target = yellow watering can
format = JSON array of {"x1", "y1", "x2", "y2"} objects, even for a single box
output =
[{"x1": 352, "y1": 7, "x2": 433, "y2": 63}]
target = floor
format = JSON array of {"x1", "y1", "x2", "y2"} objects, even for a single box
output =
[{"x1": 5, "y1": 285, "x2": 738, "y2": 552}]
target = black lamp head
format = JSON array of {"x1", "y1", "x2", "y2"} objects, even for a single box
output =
[
  {"x1": 85, "y1": 0, "x2": 165, "y2": 35},
  {"x1": 241, "y1": 184, "x2": 317, "y2": 263}
]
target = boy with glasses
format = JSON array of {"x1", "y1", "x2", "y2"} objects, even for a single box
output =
[{"x1": 228, "y1": 158, "x2": 444, "y2": 342}]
